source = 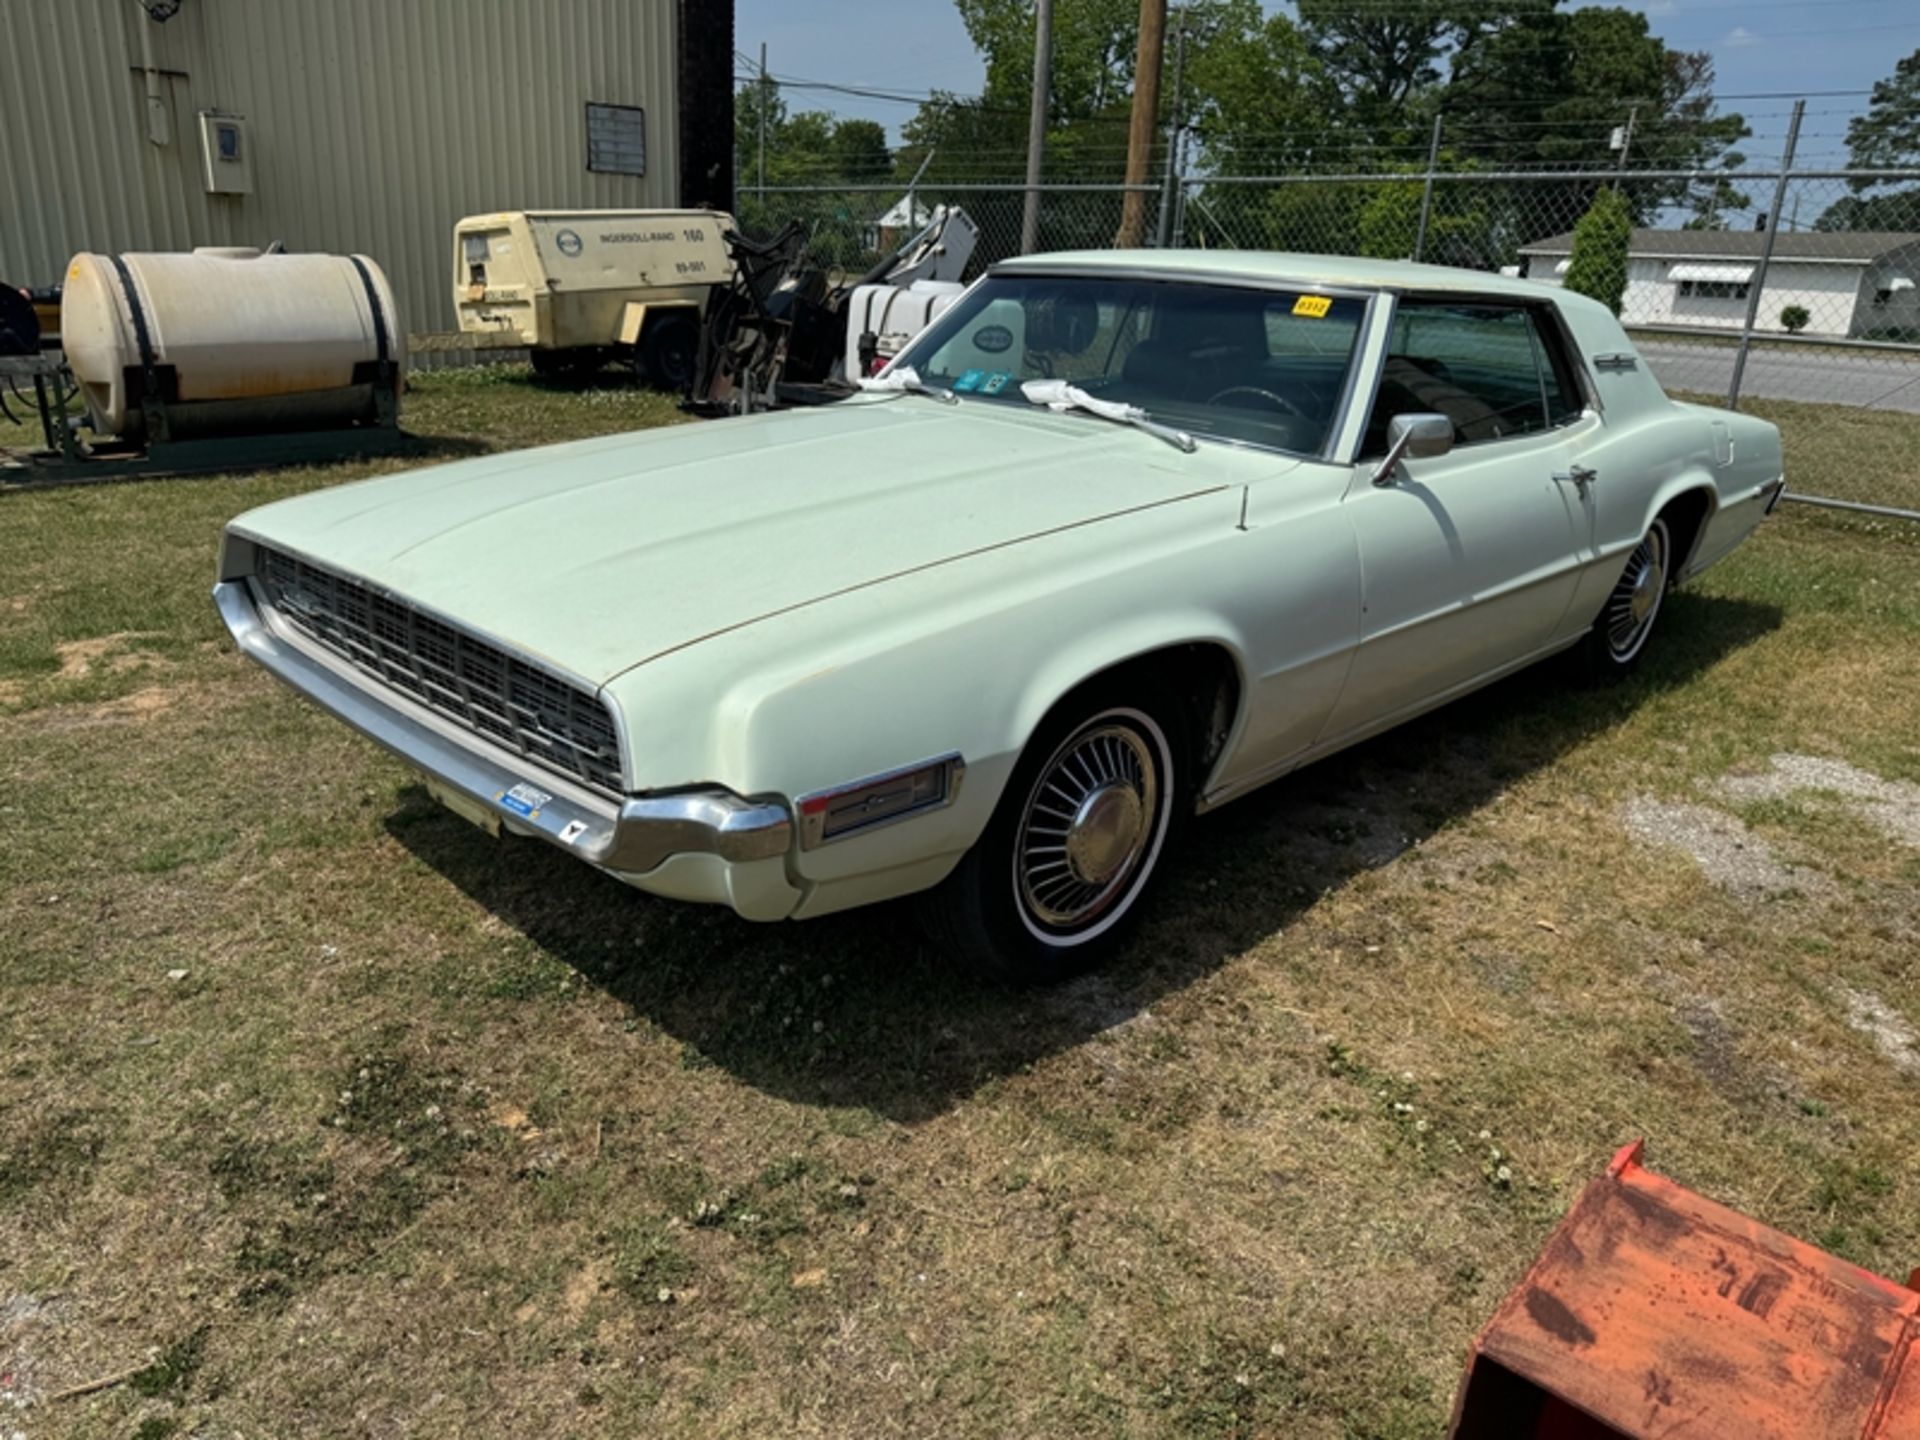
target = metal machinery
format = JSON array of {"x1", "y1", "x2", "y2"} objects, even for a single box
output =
[
  {"x1": 1451, "y1": 1142, "x2": 1920, "y2": 1438},
  {"x1": 3, "y1": 247, "x2": 406, "y2": 486},
  {"x1": 452, "y1": 209, "x2": 737, "y2": 390},
  {"x1": 688, "y1": 205, "x2": 979, "y2": 415}
]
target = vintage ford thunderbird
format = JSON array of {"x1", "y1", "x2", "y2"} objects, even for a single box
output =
[{"x1": 216, "y1": 252, "x2": 1783, "y2": 978}]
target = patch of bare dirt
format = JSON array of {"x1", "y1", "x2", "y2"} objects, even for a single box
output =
[
  {"x1": 3, "y1": 683, "x2": 192, "y2": 734},
  {"x1": 565, "y1": 1260, "x2": 609, "y2": 1317},
  {"x1": 1618, "y1": 797, "x2": 1822, "y2": 900},
  {"x1": 1717, "y1": 752, "x2": 1920, "y2": 849},
  {"x1": 53, "y1": 631, "x2": 165, "y2": 681},
  {"x1": 1838, "y1": 986, "x2": 1920, "y2": 1076},
  {"x1": 1, "y1": 1291, "x2": 71, "y2": 1415}
]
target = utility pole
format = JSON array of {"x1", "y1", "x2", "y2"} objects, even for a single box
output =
[
  {"x1": 1412, "y1": 113, "x2": 1443, "y2": 262},
  {"x1": 1154, "y1": 9, "x2": 1188, "y2": 248},
  {"x1": 757, "y1": 42, "x2": 769, "y2": 200},
  {"x1": 1021, "y1": 0, "x2": 1054, "y2": 255},
  {"x1": 1612, "y1": 102, "x2": 1638, "y2": 179},
  {"x1": 1117, "y1": 0, "x2": 1168, "y2": 248}
]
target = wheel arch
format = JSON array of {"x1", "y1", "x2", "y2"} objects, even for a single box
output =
[
  {"x1": 1651, "y1": 481, "x2": 1717, "y2": 579},
  {"x1": 1009, "y1": 627, "x2": 1250, "y2": 801}
]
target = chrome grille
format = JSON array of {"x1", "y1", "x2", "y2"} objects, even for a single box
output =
[{"x1": 254, "y1": 547, "x2": 624, "y2": 797}]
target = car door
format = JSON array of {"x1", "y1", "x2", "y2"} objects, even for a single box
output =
[{"x1": 1323, "y1": 297, "x2": 1594, "y2": 738}]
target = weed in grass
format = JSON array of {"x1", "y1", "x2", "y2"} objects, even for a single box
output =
[
  {"x1": 133, "y1": 1419, "x2": 179, "y2": 1440},
  {"x1": 209, "y1": 1134, "x2": 332, "y2": 1203},
  {"x1": 131, "y1": 1325, "x2": 208, "y2": 1398},
  {"x1": 0, "y1": 1111, "x2": 104, "y2": 1206},
  {"x1": 611, "y1": 1219, "x2": 690, "y2": 1301},
  {"x1": 328, "y1": 1044, "x2": 471, "y2": 1168},
  {"x1": 479, "y1": 945, "x2": 577, "y2": 1002}
]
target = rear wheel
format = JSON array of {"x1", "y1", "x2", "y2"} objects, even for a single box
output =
[
  {"x1": 640, "y1": 313, "x2": 699, "y2": 392},
  {"x1": 920, "y1": 686, "x2": 1187, "y2": 983},
  {"x1": 1580, "y1": 515, "x2": 1671, "y2": 677}
]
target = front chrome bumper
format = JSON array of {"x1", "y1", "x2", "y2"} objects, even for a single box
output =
[{"x1": 214, "y1": 579, "x2": 794, "y2": 878}]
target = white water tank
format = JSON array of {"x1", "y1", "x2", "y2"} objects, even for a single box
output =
[{"x1": 61, "y1": 248, "x2": 404, "y2": 442}]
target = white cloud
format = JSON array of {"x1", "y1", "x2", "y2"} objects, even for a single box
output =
[{"x1": 1723, "y1": 25, "x2": 1762, "y2": 47}]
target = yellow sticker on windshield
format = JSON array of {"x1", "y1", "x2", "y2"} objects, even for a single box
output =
[{"x1": 1293, "y1": 294, "x2": 1333, "y2": 318}]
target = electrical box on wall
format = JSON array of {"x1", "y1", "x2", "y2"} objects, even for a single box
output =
[{"x1": 197, "y1": 112, "x2": 252, "y2": 195}]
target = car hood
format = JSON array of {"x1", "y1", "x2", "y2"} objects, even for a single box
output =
[{"x1": 230, "y1": 398, "x2": 1255, "y2": 685}]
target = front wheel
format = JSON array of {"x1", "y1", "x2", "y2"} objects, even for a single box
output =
[
  {"x1": 919, "y1": 688, "x2": 1187, "y2": 983},
  {"x1": 1579, "y1": 515, "x2": 1671, "y2": 677}
]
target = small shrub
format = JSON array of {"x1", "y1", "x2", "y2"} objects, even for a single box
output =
[
  {"x1": 1563, "y1": 189, "x2": 1633, "y2": 316},
  {"x1": 1780, "y1": 304, "x2": 1811, "y2": 333}
]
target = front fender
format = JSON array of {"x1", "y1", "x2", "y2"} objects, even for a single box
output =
[{"x1": 604, "y1": 489, "x2": 1250, "y2": 892}]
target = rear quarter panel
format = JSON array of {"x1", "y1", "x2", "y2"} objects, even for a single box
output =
[{"x1": 1551, "y1": 292, "x2": 1775, "y2": 627}]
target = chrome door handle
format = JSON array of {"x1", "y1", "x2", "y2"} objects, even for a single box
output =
[{"x1": 1554, "y1": 465, "x2": 1598, "y2": 497}]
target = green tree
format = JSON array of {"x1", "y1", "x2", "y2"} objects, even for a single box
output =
[
  {"x1": 1683, "y1": 153, "x2": 1750, "y2": 230},
  {"x1": 1183, "y1": 1, "x2": 1337, "y2": 177},
  {"x1": 1444, "y1": 7, "x2": 1747, "y2": 245},
  {"x1": 1817, "y1": 47, "x2": 1920, "y2": 233},
  {"x1": 1295, "y1": 0, "x2": 1553, "y2": 140},
  {"x1": 1779, "y1": 305, "x2": 1810, "y2": 333},
  {"x1": 831, "y1": 120, "x2": 892, "y2": 183},
  {"x1": 735, "y1": 84, "x2": 893, "y2": 186},
  {"x1": 1841, "y1": 47, "x2": 1920, "y2": 170},
  {"x1": 1563, "y1": 187, "x2": 1632, "y2": 315}
]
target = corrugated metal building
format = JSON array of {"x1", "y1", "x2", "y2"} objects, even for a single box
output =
[{"x1": 0, "y1": 0, "x2": 735, "y2": 339}]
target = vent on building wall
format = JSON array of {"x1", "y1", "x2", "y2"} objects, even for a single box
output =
[{"x1": 586, "y1": 102, "x2": 646, "y2": 177}]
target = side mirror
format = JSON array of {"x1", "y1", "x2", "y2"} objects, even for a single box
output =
[{"x1": 1371, "y1": 412, "x2": 1454, "y2": 487}]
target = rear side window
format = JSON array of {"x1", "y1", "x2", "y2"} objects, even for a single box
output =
[{"x1": 1363, "y1": 301, "x2": 1586, "y2": 455}]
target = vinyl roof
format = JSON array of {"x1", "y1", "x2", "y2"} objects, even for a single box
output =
[
  {"x1": 1516, "y1": 227, "x2": 1920, "y2": 263},
  {"x1": 994, "y1": 248, "x2": 1558, "y2": 299}
]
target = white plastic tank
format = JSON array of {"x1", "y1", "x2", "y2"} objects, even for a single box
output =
[
  {"x1": 843, "y1": 280, "x2": 967, "y2": 379},
  {"x1": 61, "y1": 248, "x2": 404, "y2": 441}
]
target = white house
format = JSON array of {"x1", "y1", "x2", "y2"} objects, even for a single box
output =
[
  {"x1": 1518, "y1": 228, "x2": 1920, "y2": 340},
  {"x1": 863, "y1": 195, "x2": 936, "y2": 254}
]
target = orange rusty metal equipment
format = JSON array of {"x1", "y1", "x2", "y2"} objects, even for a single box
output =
[{"x1": 1450, "y1": 1141, "x2": 1920, "y2": 1439}]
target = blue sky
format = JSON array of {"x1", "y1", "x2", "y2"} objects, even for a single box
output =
[{"x1": 733, "y1": 0, "x2": 1920, "y2": 167}]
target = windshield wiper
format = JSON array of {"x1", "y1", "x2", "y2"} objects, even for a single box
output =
[
  {"x1": 857, "y1": 364, "x2": 958, "y2": 405},
  {"x1": 1019, "y1": 379, "x2": 1196, "y2": 453}
]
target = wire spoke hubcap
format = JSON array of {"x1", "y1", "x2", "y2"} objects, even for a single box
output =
[
  {"x1": 1605, "y1": 520, "x2": 1669, "y2": 661},
  {"x1": 1018, "y1": 722, "x2": 1159, "y2": 931}
]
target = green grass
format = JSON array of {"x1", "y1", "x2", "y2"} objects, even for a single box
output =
[{"x1": 2, "y1": 366, "x2": 1919, "y2": 1436}]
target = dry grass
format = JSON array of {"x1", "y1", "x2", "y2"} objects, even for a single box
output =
[{"x1": 3, "y1": 367, "x2": 1919, "y2": 1438}]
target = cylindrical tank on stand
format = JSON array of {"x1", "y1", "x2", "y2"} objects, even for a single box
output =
[{"x1": 61, "y1": 248, "x2": 404, "y2": 442}]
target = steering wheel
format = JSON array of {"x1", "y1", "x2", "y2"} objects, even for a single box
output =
[{"x1": 1205, "y1": 385, "x2": 1310, "y2": 421}]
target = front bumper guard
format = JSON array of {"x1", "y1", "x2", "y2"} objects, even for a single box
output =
[{"x1": 214, "y1": 579, "x2": 793, "y2": 876}]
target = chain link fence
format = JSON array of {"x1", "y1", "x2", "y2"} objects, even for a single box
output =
[
  {"x1": 735, "y1": 183, "x2": 1149, "y2": 282},
  {"x1": 743, "y1": 158, "x2": 1920, "y2": 526}
]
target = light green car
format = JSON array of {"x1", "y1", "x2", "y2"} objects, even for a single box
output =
[{"x1": 216, "y1": 251, "x2": 1784, "y2": 979}]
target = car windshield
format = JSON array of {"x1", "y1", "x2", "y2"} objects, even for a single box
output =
[{"x1": 891, "y1": 273, "x2": 1368, "y2": 455}]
